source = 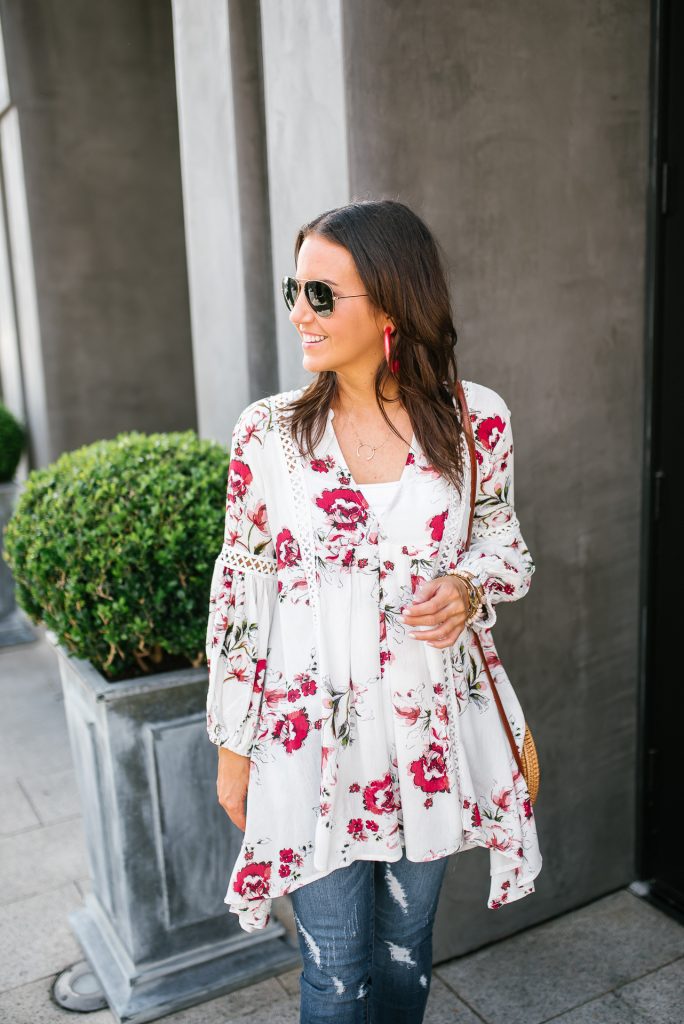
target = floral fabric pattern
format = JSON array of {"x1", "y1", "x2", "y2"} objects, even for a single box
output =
[{"x1": 206, "y1": 380, "x2": 542, "y2": 932}]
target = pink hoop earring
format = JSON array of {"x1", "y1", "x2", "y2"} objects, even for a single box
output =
[{"x1": 384, "y1": 325, "x2": 399, "y2": 375}]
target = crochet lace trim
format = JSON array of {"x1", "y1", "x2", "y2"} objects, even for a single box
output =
[
  {"x1": 472, "y1": 515, "x2": 521, "y2": 541},
  {"x1": 221, "y1": 544, "x2": 277, "y2": 578},
  {"x1": 273, "y1": 391, "x2": 321, "y2": 627}
]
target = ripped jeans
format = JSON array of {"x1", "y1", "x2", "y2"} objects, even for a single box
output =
[{"x1": 289, "y1": 850, "x2": 450, "y2": 1023}]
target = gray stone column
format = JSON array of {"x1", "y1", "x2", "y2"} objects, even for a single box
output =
[
  {"x1": 0, "y1": 13, "x2": 48, "y2": 470},
  {"x1": 0, "y1": 0, "x2": 196, "y2": 464},
  {"x1": 172, "y1": 0, "x2": 278, "y2": 444},
  {"x1": 259, "y1": 0, "x2": 350, "y2": 389}
]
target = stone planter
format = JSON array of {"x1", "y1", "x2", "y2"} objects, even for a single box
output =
[
  {"x1": 49, "y1": 635, "x2": 299, "y2": 1024},
  {"x1": 0, "y1": 480, "x2": 34, "y2": 646}
]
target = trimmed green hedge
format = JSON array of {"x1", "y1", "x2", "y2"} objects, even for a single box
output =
[
  {"x1": 0, "y1": 402, "x2": 26, "y2": 482},
  {"x1": 2, "y1": 430, "x2": 228, "y2": 681}
]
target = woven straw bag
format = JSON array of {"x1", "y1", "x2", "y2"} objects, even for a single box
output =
[{"x1": 455, "y1": 380, "x2": 540, "y2": 804}]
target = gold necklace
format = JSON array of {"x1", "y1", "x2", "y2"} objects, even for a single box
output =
[{"x1": 341, "y1": 410, "x2": 409, "y2": 461}]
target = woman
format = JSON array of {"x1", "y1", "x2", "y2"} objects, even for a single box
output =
[{"x1": 206, "y1": 199, "x2": 542, "y2": 1023}]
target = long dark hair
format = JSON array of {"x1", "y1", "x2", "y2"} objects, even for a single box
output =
[{"x1": 281, "y1": 198, "x2": 466, "y2": 494}]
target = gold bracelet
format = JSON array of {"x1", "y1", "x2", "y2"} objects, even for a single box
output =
[{"x1": 447, "y1": 571, "x2": 485, "y2": 626}]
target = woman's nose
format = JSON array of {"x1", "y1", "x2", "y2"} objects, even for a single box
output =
[{"x1": 288, "y1": 287, "x2": 311, "y2": 324}]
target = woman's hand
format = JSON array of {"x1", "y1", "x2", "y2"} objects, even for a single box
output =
[
  {"x1": 400, "y1": 575, "x2": 471, "y2": 649},
  {"x1": 217, "y1": 746, "x2": 251, "y2": 831}
]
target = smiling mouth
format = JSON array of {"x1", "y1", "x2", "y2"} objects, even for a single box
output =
[{"x1": 301, "y1": 333, "x2": 327, "y2": 345}]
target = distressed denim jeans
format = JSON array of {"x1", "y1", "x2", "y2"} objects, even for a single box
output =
[{"x1": 289, "y1": 851, "x2": 450, "y2": 1023}]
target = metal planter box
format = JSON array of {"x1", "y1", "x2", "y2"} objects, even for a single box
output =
[{"x1": 50, "y1": 637, "x2": 299, "y2": 1023}]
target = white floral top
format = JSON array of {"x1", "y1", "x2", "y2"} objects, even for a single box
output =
[{"x1": 206, "y1": 379, "x2": 543, "y2": 932}]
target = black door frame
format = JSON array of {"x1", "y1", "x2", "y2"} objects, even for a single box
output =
[{"x1": 636, "y1": 0, "x2": 684, "y2": 923}]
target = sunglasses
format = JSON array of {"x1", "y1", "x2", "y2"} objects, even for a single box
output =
[{"x1": 281, "y1": 276, "x2": 368, "y2": 319}]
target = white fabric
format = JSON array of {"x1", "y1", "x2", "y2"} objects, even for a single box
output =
[
  {"x1": 206, "y1": 379, "x2": 543, "y2": 932},
  {"x1": 357, "y1": 478, "x2": 402, "y2": 522}
]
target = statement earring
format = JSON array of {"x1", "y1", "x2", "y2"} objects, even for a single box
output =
[{"x1": 384, "y1": 325, "x2": 399, "y2": 375}]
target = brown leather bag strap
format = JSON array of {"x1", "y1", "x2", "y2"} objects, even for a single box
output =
[
  {"x1": 455, "y1": 379, "x2": 477, "y2": 548},
  {"x1": 454, "y1": 379, "x2": 525, "y2": 777}
]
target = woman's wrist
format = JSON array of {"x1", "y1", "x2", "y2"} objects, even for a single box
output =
[{"x1": 446, "y1": 570, "x2": 485, "y2": 626}]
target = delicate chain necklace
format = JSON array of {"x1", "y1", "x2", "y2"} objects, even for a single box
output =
[{"x1": 340, "y1": 408, "x2": 409, "y2": 461}]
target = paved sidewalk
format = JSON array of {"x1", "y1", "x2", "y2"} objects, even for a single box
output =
[{"x1": 1, "y1": 625, "x2": 683, "y2": 1024}]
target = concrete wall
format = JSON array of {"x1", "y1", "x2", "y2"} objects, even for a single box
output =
[
  {"x1": 0, "y1": 0, "x2": 195, "y2": 464},
  {"x1": 342, "y1": 0, "x2": 650, "y2": 954}
]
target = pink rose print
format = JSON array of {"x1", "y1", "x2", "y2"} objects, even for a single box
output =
[
  {"x1": 254, "y1": 658, "x2": 267, "y2": 692},
  {"x1": 363, "y1": 773, "x2": 398, "y2": 815},
  {"x1": 279, "y1": 848, "x2": 294, "y2": 863},
  {"x1": 273, "y1": 708, "x2": 310, "y2": 754},
  {"x1": 492, "y1": 787, "x2": 513, "y2": 812},
  {"x1": 523, "y1": 797, "x2": 533, "y2": 820},
  {"x1": 471, "y1": 803, "x2": 482, "y2": 828},
  {"x1": 486, "y1": 826, "x2": 513, "y2": 853},
  {"x1": 279, "y1": 864, "x2": 291, "y2": 878},
  {"x1": 276, "y1": 527, "x2": 302, "y2": 568},
  {"x1": 247, "y1": 501, "x2": 268, "y2": 532},
  {"x1": 476, "y1": 415, "x2": 505, "y2": 452},
  {"x1": 411, "y1": 573, "x2": 427, "y2": 594},
  {"x1": 408, "y1": 742, "x2": 450, "y2": 794},
  {"x1": 428, "y1": 510, "x2": 447, "y2": 542},
  {"x1": 227, "y1": 459, "x2": 252, "y2": 501},
  {"x1": 311, "y1": 456, "x2": 334, "y2": 473},
  {"x1": 233, "y1": 860, "x2": 271, "y2": 899},
  {"x1": 347, "y1": 818, "x2": 364, "y2": 835},
  {"x1": 316, "y1": 488, "x2": 368, "y2": 531},
  {"x1": 393, "y1": 697, "x2": 421, "y2": 726}
]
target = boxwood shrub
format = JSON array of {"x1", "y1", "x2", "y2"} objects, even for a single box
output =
[
  {"x1": 0, "y1": 402, "x2": 26, "y2": 482},
  {"x1": 2, "y1": 430, "x2": 228, "y2": 681}
]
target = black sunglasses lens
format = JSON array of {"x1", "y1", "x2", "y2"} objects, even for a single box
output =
[
  {"x1": 282, "y1": 276, "x2": 299, "y2": 310},
  {"x1": 305, "y1": 280, "x2": 334, "y2": 317}
]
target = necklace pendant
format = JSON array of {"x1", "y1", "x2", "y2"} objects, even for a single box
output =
[{"x1": 356, "y1": 441, "x2": 376, "y2": 461}]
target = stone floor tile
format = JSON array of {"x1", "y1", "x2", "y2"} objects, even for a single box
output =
[
  {"x1": 0, "y1": 817, "x2": 88, "y2": 905},
  {"x1": 0, "y1": 975, "x2": 116, "y2": 1023},
  {"x1": 539, "y1": 990, "x2": 651, "y2": 1023},
  {"x1": 435, "y1": 890, "x2": 684, "y2": 1024},
  {"x1": 424, "y1": 974, "x2": 485, "y2": 1023},
  {"x1": 218, "y1": 997, "x2": 301, "y2": 1024},
  {"x1": 0, "y1": 777, "x2": 41, "y2": 834},
  {"x1": 0, "y1": 638, "x2": 73, "y2": 779},
  {"x1": 18, "y1": 766, "x2": 82, "y2": 825},
  {"x1": 153, "y1": 976, "x2": 291, "y2": 1023},
  {"x1": 276, "y1": 965, "x2": 303, "y2": 998},
  {"x1": 0, "y1": 883, "x2": 86, "y2": 991},
  {"x1": 615, "y1": 956, "x2": 684, "y2": 1024}
]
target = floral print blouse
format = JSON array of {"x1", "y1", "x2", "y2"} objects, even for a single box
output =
[{"x1": 206, "y1": 379, "x2": 543, "y2": 932}]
